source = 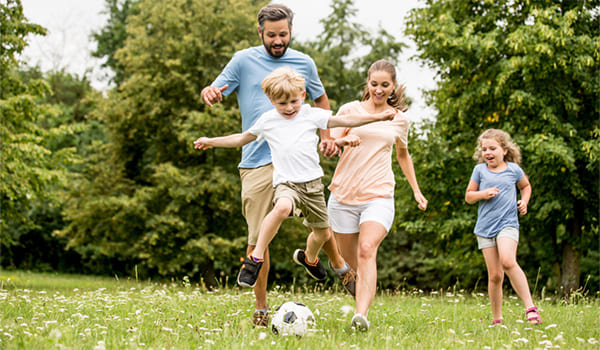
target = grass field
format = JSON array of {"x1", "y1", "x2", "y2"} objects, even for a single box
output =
[{"x1": 0, "y1": 270, "x2": 598, "y2": 349}]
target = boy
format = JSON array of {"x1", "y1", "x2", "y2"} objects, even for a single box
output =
[{"x1": 194, "y1": 67, "x2": 394, "y2": 288}]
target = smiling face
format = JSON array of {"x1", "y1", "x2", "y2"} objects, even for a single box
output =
[
  {"x1": 271, "y1": 91, "x2": 305, "y2": 119},
  {"x1": 259, "y1": 19, "x2": 291, "y2": 58},
  {"x1": 480, "y1": 137, "x2": 508, "y2": 170},
  {"x1": 366, "y1": 70, "x2": 396, "y2": 106}
]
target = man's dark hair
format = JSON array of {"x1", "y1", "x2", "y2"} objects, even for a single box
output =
[{"x1": 257, "y1": 4, "x2": 294, "y2": 31}]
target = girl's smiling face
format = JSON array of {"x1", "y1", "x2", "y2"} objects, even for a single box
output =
[{"x1": 481, "y1": 137, "x2": 508, "y2": 170}]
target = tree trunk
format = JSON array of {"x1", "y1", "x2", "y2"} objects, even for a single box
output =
[
  {"x1": 560, "y1": 242, "x2": 580, "y2": 295},
  {"x1": 202, "y1": 261, "x2": 218, "y2": 290}
]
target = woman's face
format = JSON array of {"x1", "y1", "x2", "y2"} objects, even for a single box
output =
[{"x1": 367, "y1": 70, "x2": 395, "y2": 106}]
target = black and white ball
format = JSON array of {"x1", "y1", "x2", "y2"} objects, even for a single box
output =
[{"x1": 271, "y1": 301, "x2": 315, "y2": 337}]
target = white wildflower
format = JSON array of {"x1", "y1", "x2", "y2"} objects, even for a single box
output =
[
  {"x1": 340, "y1": 305, "x2": 353, "y2": 316},
  {"x1": 544, "y1": 324, "x2": 557, "y2": 330},
  {"x1": 258, "y1": 332, "x2": 267, "y2": 340}
]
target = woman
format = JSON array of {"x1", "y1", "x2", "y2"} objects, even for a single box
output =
[{"x1": 328, "y1": 59, "x2": 428, "y2": 331}]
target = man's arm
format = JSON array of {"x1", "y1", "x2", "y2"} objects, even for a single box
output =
[{"x1": 314, "y1": 94, "x2": 339, "y2": 157}]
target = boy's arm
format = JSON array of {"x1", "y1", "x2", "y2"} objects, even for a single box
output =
[
  {"x1": 194, "y1": 131, "x2": 256, "y2": 150},
  {"x1": 327, "y1": 109, "x2": 395, "y2": 128}
]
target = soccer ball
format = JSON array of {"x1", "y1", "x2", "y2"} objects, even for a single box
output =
[{"x1": 271, "y1": 301, "x2": 315, "y2": 337}]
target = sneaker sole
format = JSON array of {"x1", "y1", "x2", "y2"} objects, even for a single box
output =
[
  {"x1": 237, "y1": 271, "x2": 257, "y2": 288},
  {"x1": 351, "y1": 315, "x2": 369, "y2": 331}
]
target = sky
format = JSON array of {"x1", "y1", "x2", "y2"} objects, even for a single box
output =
[{"x1": 20, "y1": 0, "x2": 437, "y2": 122}]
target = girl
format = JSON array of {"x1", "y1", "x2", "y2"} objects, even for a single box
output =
[
  {"x1": 465, "y1": 129, "x2": 541, "y2": 325},
  {"x1": 327, "y1": 59, "x2": 428, "y2": 331}
]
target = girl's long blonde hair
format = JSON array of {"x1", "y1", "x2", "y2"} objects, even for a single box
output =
[
  {"x1": 474, "y1": 129, "x2": 522, "y2": 165},
  {"x1": 361, "y1": 59, "x2": 408, "y2": 112}
]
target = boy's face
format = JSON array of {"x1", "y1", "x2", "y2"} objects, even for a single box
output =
[{"x1": 271, "y1": 91, "x2": 305, "y2": 119}]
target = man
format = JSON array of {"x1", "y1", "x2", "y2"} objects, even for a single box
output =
[{"x1": 200, "y1": 4, "x2": 356, "y2": 327}]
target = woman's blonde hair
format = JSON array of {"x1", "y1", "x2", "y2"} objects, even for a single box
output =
[
  {"x1": 261, "y1": 67, "x2": 305, "y2": 101},
  {"x1": 474, "y1": 129, "x2": 521, "y2": 165},
  {"x1": 361, "y1": 59, "x2": 408, "y2": 112}
]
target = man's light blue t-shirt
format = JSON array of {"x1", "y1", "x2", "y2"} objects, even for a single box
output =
[
  {"x1": 211, "y1": 46, "x2": 326, "y2": 169},
  {"x1": 471, "y1": 162, "x2": 524, "y2": 238}
]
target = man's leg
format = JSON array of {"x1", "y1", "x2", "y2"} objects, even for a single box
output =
[{"x1": 240, "y1": 165, "x2": 274, "y2": 325}]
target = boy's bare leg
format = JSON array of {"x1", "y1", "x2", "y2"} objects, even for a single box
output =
[{"x1": 252, "y1": 198, "x2": 293, "y2": 260}]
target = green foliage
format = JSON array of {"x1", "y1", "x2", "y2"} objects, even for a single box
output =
[
  {"x1": 60, "y1": 0, "x2": 269, "y2": 281},
  {"x1": 0, "y1": 1, "x2": 76, "y2": 248},
  {"x1": 295, "y1": 0, "x2": 408, "y2": 110},
  {"x1": 91, "y1": 0, "x2": 140, "y2": 85},
  {"x1": 405, "y1": 0, "x2": 599, "y2": 291}
]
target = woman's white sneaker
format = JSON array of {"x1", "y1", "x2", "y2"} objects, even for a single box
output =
[{"x1": 351, "y1": 313, "x2": 369, "y2": 331}]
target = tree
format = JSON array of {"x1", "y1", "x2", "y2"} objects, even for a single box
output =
[
  {"x1": 59, "y1": 0, "x2": 270, "y2": 283},
  {"x1": 0, "y1": 1, "x2": 76, "y2": 252},
  {"x1": 405, "y1": 0, "x2": 599, "y2": 292},
  {"x1": 91, "y1": 0, "x2": 140, "y2": 86}
]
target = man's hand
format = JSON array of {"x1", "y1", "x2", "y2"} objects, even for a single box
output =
[
  {"x1": 319, "y1": 139, "x2": 340, "y2": 157},
  {"x1": 201, "y1": 85, "x2": 229, "y2": 107}
]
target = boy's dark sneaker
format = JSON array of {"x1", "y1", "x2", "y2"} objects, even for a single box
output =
[
  {"x1": 252, "y1": 309, "x2": 269, "y2": 327},
  {"x1": 329, "y1": 260, "x2": 357, "y2": 297},
  {"x1": 293, "y1": 249, "x2": 327, "y2": 281},
  {"x1": 237, "y1": 256, "x2": 263, "y2": 288}
]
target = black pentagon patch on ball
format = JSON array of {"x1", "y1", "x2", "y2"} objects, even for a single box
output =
[{"x1": 283, "y1": 311, "x2": 298, "y2": 324}]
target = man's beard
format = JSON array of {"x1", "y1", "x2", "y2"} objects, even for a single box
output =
[{"x1": 262, "y1": 38, "x2": 289, "y2": 58}]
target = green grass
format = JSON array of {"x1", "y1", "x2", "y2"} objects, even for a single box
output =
[{"x1": 0, "y1": 270, "x2": 598, "y2": 349}]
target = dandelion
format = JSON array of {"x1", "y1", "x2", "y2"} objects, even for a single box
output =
[{"x1": 340, "y1": 305, "x2": 353, "y2": 316}]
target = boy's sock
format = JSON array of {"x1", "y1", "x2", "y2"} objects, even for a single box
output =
[
  {"x1": 250, "y1": 254, "x2": 264, "y2": 263},
  {"x1": 331, "y1": 262, "x2": 350, "y2": 275}
]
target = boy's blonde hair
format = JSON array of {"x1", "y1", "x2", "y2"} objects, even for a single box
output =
[
  {"x1": 474, "y1": 128, "x2": 522, "y2": 165},
  {"x1": 261, "y1": 67, "x2": 305, "y2": 101}
]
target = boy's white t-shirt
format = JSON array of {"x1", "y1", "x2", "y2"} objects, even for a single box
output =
[{"x1": 248, "y1": 104, "x2": 331, "y2": 186}]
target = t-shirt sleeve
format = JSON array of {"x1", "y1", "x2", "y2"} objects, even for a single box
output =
[
  {"x1": 304, "y1": 57, "x2": 326, "y2": 101},
  {"x1": 329, "y1": 103, "x2": 353, "y2": 139},
  {"x1": 394, "y1": 113, "x2": 410, "y2": 148},
  {"x1": 211, "y1": 52, "x2": 242, "y2": 96},
  {"x1": 248, "y1": 113, "x2": 265, "y2": 141},
  {"x1": 470, "y1": 165, "x2": 481, "y2": 184},
  {"x1": 511, "y1": 162, "x2": 525, "y2": 182},
  {"x1": 311, "y1": 107, "x2": 332, "y2": 129}
]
